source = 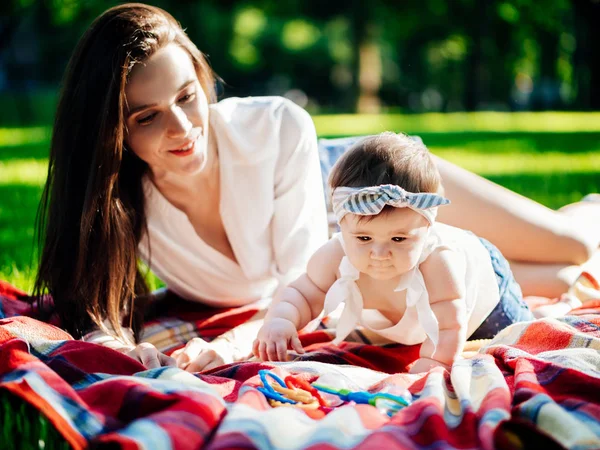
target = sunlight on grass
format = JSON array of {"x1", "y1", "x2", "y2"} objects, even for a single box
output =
[
  {"x1": 0, "y1": 127, "x2": 51, "y2": 147},
  {"x1": 0, "y1": 159, "x2": 48, "y2": 185},
  {"x1": 6, "y1": 112, "x2": 600, "y2": 148},
  {"x1": 314, "y1": 112, "x2": 600, "y2": 135},
  {"x1": 0, "y1": 264, "x2": 36, "y2": 293},
  {"x1": 432, "y1": 150, "x2": 600, "y2": 175},
  {"x1": 2, "y1": 114, "x2": 600, "y2": 291},
  {"x1": 2, "y1": 151, "x2": 597, "y2": 187}
]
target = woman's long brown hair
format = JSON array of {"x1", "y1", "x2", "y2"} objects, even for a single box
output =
[{"x1": 34, "y1": 3, "x2": 216, "y2": 340}]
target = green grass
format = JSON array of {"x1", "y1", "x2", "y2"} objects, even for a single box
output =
[
  {"x1": 2, "y1": 119, "x2": 600, "y2": 290},
  {"x1": 1, "y1": 113, "x2": 600, "y2": 448},
  {"x1": 313, "y1": 111, "x2": 600, "y2": 134},
  {"x1": 0, "y1": 391, "x2": 71, "y2": 450}
]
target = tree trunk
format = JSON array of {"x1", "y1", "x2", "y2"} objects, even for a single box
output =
[
  {"x1": 572, "y1": 0, "x2": 600, "y2": 109},
  {"x1": 350, "y1": 0, "x2": 381, "y2": 113},
  {"x1": 464, "y1": 0, "x2": 491, "y2": 111},
  {"x1": 534, "y1": 29, "x2": 560, "y2": 110}
]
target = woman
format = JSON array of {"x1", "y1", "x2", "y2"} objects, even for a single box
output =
[
  {"x1": 35, "y1": 3, "x2": 327, "y2": 371},
  {"x1": 34, "y1": 3, "x2": 599, "y2": 371}
]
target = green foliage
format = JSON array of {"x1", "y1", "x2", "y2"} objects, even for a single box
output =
[
  {"x1": 0, "y1": 93, "x2": 57, "y2": 128},
  {"x1": 4, "y1": 0, "x2": 595, "y2": 115},
  {"x1": 0, "y1": 390, "x2": 71, "y2": 450}
]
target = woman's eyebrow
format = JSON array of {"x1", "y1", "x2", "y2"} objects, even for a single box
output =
[
  {"x1": 127, "y1": 79, "x2": 196, "y2": 117},
  {"x1": 127, "y1": 102, "x2": 156, "y2": 117}
]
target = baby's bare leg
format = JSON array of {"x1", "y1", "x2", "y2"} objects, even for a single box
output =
[{"x1": 433, "y1": 155, "x2": 598, "y2": 265}]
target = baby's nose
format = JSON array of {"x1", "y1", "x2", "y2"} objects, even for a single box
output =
[{"x1": 370, "y1": 245, "x2": 391, "y2": 259}]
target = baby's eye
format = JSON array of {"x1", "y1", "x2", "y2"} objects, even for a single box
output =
[
  {"x1": 356, "y1": 236, "x2": 371, "y2": 242},
  {"x1": 137, "y1": 112, "x2": 157, "y2": 125},
  {"x1": 391, "y1": 237, "x2": 406, "y2": 243}
]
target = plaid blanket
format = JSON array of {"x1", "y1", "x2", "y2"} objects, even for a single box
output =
[{"x1": 2, "y1": 280, "x2": 600, "y2": 449}]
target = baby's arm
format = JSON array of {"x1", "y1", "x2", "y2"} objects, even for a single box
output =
[
  {"x1": 253, "y1": 239, "x2": 342, "y2": 361},
  {"x1": 412, "y1": 248, "x2": 467, "y2": 372}
]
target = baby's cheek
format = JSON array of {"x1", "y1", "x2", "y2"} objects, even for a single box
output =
[
  {"x1": 346, "y1": 247, "x2": 370, "y2": 270},
  {"x1": 394, "y1": 247, "x2": 421, "y2": 271}
]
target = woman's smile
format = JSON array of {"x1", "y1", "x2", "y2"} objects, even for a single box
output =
[{"x1": 169, "y1": 136, "x2": 198, "y2": 157}]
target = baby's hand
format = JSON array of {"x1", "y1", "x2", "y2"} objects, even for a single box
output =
[{"x1": 252, "y1": 318, "x2": 305, "y2": 361}]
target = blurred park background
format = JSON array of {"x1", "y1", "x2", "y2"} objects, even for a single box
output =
[{"x1": 1, "y1": 0, "x2": 600, "y2": 291}]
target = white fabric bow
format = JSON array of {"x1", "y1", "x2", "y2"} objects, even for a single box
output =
[
  {"x1": 393, "y1": 265, "x2": 439, "y2": 352},
  {"x1": 322, "y1": 256, "x2": 363, "y2": 344},
  {"x1": 322, "y1": 235, "x2": 440, "y2": 352}
]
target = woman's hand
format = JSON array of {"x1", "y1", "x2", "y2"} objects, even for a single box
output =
[
  {"x1": 171, "y1": 338, "x2": 226, "y2": 372},
  {"x1": 252, "y1": 318, "x2": 305, "y2": 361},
  {"x1": 408, "y1": 357, "x2": 451, "y2": 374},
  {"x1": 123, "y1": 342, "x2": 176, "y2": 369}
]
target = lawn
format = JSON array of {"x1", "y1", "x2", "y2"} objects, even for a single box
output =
[
  {"x1": 0, "y1": 111, "x2": 600, "y2": 449},
  {"x1": 1, "y1": 112, "x2": 600, "y2": 292}
]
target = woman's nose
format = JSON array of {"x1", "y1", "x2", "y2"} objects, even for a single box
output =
[{"x1": 167, "y1": 106, "x2": 192, "y2": 138}]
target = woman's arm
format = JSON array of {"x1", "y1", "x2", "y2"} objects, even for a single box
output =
[
  {"x1": 433, "y1": 155, "x2": 597, "y2": 265},
  {"x1": 83, "y1": 325, "x2": 175, "y2": 368},
  {"x1": 270, "y1": 99, "x2": 329, "y2": 289}
]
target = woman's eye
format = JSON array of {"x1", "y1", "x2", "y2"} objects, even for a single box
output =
[
  {"x1": 178, "y1": 92, "x2": 196, "y2": 103},
  {"x1": 392, "y1": 237, "x2": 406, "y2": 243},
  {"x1": 137, "y1": 112, "x2": 157, "y2": 125},
  {"x1": 357, "y1": 236, "x2": 371, "y2": 242}
]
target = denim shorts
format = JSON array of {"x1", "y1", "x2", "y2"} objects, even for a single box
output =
[{"x1": 468, "y1": 237, "x2": 534, "y2": 340}]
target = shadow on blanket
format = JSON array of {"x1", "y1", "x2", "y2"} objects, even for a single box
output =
[{"x1": 2, "y1": 279, "x2": 600, "y2": 449}]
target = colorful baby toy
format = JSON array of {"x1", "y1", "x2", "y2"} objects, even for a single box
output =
[{"x1": 256, "y1": 369, "x2": 411, "y2": 418}]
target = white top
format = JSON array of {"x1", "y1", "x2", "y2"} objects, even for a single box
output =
[
  {"x1": 139, "y1": 96, "x2": 329, "y2": 306},
  {"x1": 323, "y1": 223, "x2": 501, "y2": 346}
]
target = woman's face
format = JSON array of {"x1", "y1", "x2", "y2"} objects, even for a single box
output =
[{"x1": 124, "y1": 43, "x2": 210, "y2": 178}]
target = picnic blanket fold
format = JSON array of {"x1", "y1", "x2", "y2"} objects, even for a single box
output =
[{"x1": 2, "y1": 280, "x2": 600, "y2": 449}]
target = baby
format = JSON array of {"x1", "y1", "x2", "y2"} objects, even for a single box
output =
[{"x1": 253, "y1": 132, "x2": 534, "y2": 372}]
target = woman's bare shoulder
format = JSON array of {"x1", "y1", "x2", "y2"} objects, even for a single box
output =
[{"x1": 210, "y1": 96, "x2": 313, "y2": 163}]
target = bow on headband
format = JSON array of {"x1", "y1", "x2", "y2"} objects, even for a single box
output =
[{"x1": 332, "y1": 184, "x2": 450, "y2": 225}]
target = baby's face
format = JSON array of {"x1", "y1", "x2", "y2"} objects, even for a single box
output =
[{"x1": 340, "y1": 208, "x2": 429, "y2": 281}]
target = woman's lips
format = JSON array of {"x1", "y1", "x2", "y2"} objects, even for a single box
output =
[{"x1": 169, "y1": 139, "x2": 196, "y2": 157}]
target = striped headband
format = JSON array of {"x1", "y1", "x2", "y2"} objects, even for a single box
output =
[{"x1": 332, "y1": 184, "x2": 450, "y2": 225}]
